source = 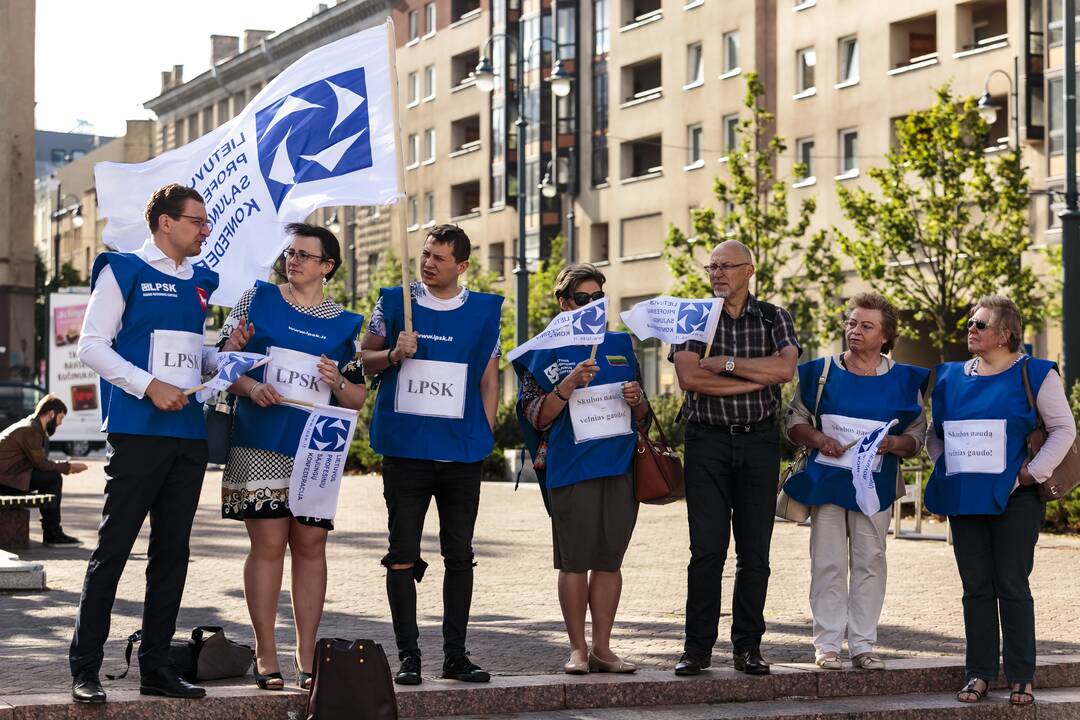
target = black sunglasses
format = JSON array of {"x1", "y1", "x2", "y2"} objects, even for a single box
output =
[
  {"x1": 569, "y1": 290, "x2": 604, "y2": 306},
  {"x1": 967, "y1": 319, "x2": 994, "y2": 331}
]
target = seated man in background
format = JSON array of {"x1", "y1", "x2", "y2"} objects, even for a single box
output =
[{"x1": 0, "y1": 394, "x2": 88, "y2": 546}]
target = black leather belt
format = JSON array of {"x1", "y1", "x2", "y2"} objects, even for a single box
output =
[{"x1": 694, "y1": 419, "x2": 775, "y2": 435}]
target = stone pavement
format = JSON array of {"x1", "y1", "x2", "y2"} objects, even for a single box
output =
[{"x1": 2, "y1": 459, "x2": 1080, "y2": 697}]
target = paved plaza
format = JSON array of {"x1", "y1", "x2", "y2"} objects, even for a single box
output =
[{"x1": 2, "y1": 460, "x2": 1080, "y2": 697}]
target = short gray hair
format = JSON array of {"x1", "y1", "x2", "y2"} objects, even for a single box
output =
[
  {"x1": 553, "y1": 263, "x2": 607, "y2": 299},
  {"x1": 974, "y1": 295, "x2": 1023, "y2": 352}
]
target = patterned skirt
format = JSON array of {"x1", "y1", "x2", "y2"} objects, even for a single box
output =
[{"x1": 221, "y1": 445, "x2": 334, "y2": 530}]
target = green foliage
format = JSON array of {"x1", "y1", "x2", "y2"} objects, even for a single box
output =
[
  {"x1": 463, "y1": 260, "x2": 516, "y2": 368},
  {"x1": 528, "y1": 236, "x2": 567, "y2": 337},
  {"x1": 663, "y1": 72, "x2": 844, "y2": 350},
  {"x1": 648, "y1": 393, "x2": 685, "y2": 455},
  {"x1": 836, "y1": 83, "x2": 1057, "y2": 362},
  {"x1": 35, "y1": 254, "x2": 84, "y2": 377}
]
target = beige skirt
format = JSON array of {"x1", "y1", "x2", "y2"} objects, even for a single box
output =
[{"x1": 549, "y1": 473, "x2": 639, "y2": 572}]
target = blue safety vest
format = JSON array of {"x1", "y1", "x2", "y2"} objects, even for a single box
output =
[
  {"x1": 513, "y1": 332, "x2": 638, "y2": 489},
  {"x1": 91, "y1": 251, "x2": 218, "y2": 439},
  {"x1": 782, "y1": 357, "x2": 929, "y2": 512},
  {"x1": 232, "y1": 281, "x2": 363, "y2": 455},
  {"x1": 369, "y1": 286, "x2": 503, "y2": 462},
  {"x1": 925, "y1": 357, "x2": 1055, "y2": 516}
]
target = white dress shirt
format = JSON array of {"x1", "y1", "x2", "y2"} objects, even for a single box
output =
[{"x1": 77, "y1": 239, "x2": 218, "y2": 400}]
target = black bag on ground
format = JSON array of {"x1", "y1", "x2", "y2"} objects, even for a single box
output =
[
  {"x1": 306, "y1": 638, "x2": 398, "y2": 720},
  {"x1": 107, "y1": 626, "x2": 253, "y2": 682}
]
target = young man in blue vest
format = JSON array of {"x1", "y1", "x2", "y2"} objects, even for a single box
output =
[
  {"x1": 363, "y1": 224, "x2": 502, "y2": 685},
  {"x1": 69, "y1": 184, "x2": 252, "y2": 704}
]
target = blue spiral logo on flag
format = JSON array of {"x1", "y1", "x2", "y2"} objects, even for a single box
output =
[
  {"x1": 676, "y1": 301, "x2": 712, "y2": 334},
  {"x1": 308, "y1": 416, "x2": 353, "y2": 451},
  {"x1": 256, "y1": 67, "x2": 374, "y2": 210},
  {"x1": 571, "y1": 305, "x2": 606, "y2": 336}
]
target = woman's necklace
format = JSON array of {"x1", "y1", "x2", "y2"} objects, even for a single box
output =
[
  {"x1": 971, "y1": 353, "x2": 1022, "y2": 376},
  {"x1": 844, "y1": 352, "x2": 878, "y2": 376},
  {"x1": 284, "y1": 282, "x2": 322, "y2": 308}
]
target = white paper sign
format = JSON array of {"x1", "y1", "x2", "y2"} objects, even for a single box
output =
[
  {"x1": 289, "y1": 403, "x2": 358, "y2": 520},
  {"x1": 149, "y1": 329, "x2": 203, "y2": 389},
  {"x1": 567, "y1": 382, "x2": 633, "y2": 444},
  {"x1": 943, "y1": 419, "x2": 1007, "y2": 475},
  {"x1": 267, "y1": 346, "x2": 330, "y2": 405},
  {"x1": 394, "y1": 358, "x2": 468, "y2": 418},
  {"x1": 815, "y1": 414, "x2": 886, "y2": 472}
]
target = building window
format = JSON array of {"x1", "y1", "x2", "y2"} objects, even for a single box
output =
[
  {"x1": 425, "y1": 1, "x2": 436, "y2": 35},
  {"x1": 838, "y1": 128, "x2": 858, "y2": 175},
  {"x1": 592, "y1": 61, "x2": 609, "y2": 185},
  {"x1": 489, "y1": 241, "x2": 506, "y2": 278},
  {"x1": 408, "y1": 196, "x2": 419, "y2": 228},
  {"x1": 957, "y1": 0, "x2": 1007, "y2": 51},
  {"x1": 1048, "y1": 2, "x2": 1079, "y2": 47},
  {"x1": 889, "y1": 13, "x2": 938, "y2": 70},
  {"x1": 623, "y1": 57, "x2": 662, "y2": 103},
  {"x1": 451, "y1": 0, "x2": 481, "y2": 22},
  {"x1": 407, "y1": 71, "x2": 419, "y2": 105},
  {"x1": 723, "y1": 31, "x2": 740, "y2": 74},
  {"x1": 591, "y1": 223, "x2": 610, "y2": 262},
  {"x1": 408, "y1": 133, "x2": 419, "y2": 166},
  {"x1": 723, "y1": 114, "x2": 739, "y2": 152},
  {"x1": 408, "y1": 10, "x2": 419, "y2": 41},
  {"x1": 424, "y1": 129, "x2": 436, "y2": 163},
  {"x1": 686, "y1": 42, "x2": 704, "y2": 86},
  {"x1": 623, "y1": 135, "x2": 662, "y2": 179},
  {"x1": 424, "y1": 191, "x2": 435, "y2": 224},
  {"x1": 796, "y1": 47, "x2": 816, "y2": 94},
  {"x1": 594, "y1": 0, "x2": 610, "y2": 55},
  {"x1": 838, "y1": 36, "x2": 858, "y2": 84},
  {"x1": 424, "y1": 65, "x2": 436, "y2": 100},
  {"x1": 1047, "y1": 77, "x2": 1080, "y2": 155},
  {"x1": 795, "y1": 137, "x2": 815, "y2": 181},
  {"x1": 686, "y1": 124, "x2": 703, "y2": 166}
]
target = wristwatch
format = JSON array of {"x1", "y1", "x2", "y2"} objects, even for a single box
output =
[
  {"x1": 724, "y1": 356, "x2": 736, "y2": 373},
  {"x1": 337, "y1": 378, "x2": 347, "y2": 391}
]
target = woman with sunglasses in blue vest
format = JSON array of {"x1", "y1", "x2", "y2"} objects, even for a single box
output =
[
  {"x1": 925, "y1": 295, "x2": 1075, "y2": 707},
  {"x1": 783, "y1": 293, "x2": 929, "y2": 672},
  {"x1": 513, "y1": 264, "x2": 652, "y2": 675},
  {"x1": 219, "y1": 223, "x2": 365, "y2": 691}
]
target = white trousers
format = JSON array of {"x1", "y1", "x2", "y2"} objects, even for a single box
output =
[{"x1": 808, "y1": 503, "x2": 892, "y2": 658}]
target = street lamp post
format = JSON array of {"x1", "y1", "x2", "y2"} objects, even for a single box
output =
[
  {"x1": 1063, "y1": 0, "x2": 1080, "y2": 390},
  {"x1": 539, "y1": 144, "x2": 577, "y2": 262},
  {"x1": 473, "y1": 33, "x2": 572, "y2": 345},
  {"x1": 976, "y1": 57, "x2": 1020, "y2": 151},
  {"x1": 49, "y1": 183, "x2": 84, "y2": 280}
]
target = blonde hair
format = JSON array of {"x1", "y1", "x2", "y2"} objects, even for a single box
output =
[
  {"x1": 848, "y1": 292, "x2": 899, "y2": 354},
  {"x1": 974, "y1": 295, "x2": 1023, "y2": 352},
  {"x1": 553, "y1": 263, "x2": 607, "y2": 299}
]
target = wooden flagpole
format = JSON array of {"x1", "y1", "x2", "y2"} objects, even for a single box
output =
[{"x1": 385, "y1": 18, "x2": 413, "y2": 334}]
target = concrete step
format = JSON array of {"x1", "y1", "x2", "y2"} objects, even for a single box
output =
[{"x1": 1, "y1": 655, "x2": 1078, "y2": 719}]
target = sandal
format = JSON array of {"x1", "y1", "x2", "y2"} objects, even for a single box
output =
[
  {"x1": 295, "y1": 654, "x2": 313, "y2": 691},
  {"x1": 956, "y1": 678, "x2": 987, "y2": 703},
  {"x1": 815, "y1": 652, "x2": 843, "y2": 670},
  {"x1": 254, "y1": 670, "x2": 284, "y2": 690},
  {"x1": 1010, "y1": 683, "x2": 1035, "y2": 706},
  {"x1": 851, "y1": 653, "x2": 885, "y2": 671}
]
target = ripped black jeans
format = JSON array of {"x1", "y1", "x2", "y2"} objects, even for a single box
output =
[{"x1": 382, "y1": 457, "x2": 482, "y2": 659}]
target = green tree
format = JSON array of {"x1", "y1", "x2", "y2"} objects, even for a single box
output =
[
  {"x1": 663, "y1": 72, "x2": 844, "y2": 349},
  {"x1": 836, "y1": 83, "x2": 1057, "y2": 362},
  {"x1": 35, "y1": 254, "x2": 84, "y2": 377},
  {"x1": 527, "y1": 235, "x2": 566, "y2": 336}
]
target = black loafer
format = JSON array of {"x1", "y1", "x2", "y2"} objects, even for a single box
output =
[
  {"x1": 442, "y1": 654, "x2": 491, "y2": 683},
  {"x1": 140, "y1": 666, "x2": 206, "y2": 698},
  {"x1": 394, "y1": 654, "x2": 422, "y2": 685},
  {"x1": 72, "y1": 671, "x2": 106, "y2": 704},
  {"x1": 674, "y1": 651, "x2": 711, "y2": 676},
  {"x1": 733, "y1": 648, "x2": 770, "y2": 675}
]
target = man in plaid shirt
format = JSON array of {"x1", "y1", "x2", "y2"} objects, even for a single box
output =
[{"x1": 669, "y1": 240, "x2": 801, "y2": 677}]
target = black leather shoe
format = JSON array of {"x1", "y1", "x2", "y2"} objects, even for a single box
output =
[
  {"x1": 394, "y1": 654, "x2": 422, "y2": 685},
  {"x1": 140, "y1": 666, "x2": 206, "y2": 698},
  {"x1": 674, "y1": 651, "x2": 711, "y2": 676},
  {"x1": 72, "y1": 671, "x2": 106, "y2": 704},
  {"x1": 733, "y1": 648, "x2": 770, "y2": 675},
  {"x1": 442, "y1": 654, "x2": 491, "y2": 683},
  {"x1": 43, "y1": 529, "x2": 82, "y2": 547}
]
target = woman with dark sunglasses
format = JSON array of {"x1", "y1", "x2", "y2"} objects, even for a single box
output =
[
  {"x1": 924, "y1": 295, "x2": 1075, "y2": 707},
  {"x1": 512, "y1": 263, "x2": 652, "y2": 675}
]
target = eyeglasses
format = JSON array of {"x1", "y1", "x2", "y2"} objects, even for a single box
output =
[
  {"x1": 967, "y1": 319, "x2": 995, "y2": 331},
  {"x1": 569, "y1": 290, "x2": 605, "y2": 306},
  {"x1": 176, "y1": 214, "x2": 210, "y2": 229},
  {"x1": 283, "y1": 249, "x2": 328, "y2": 264},
  {"x1": 704, "y1": 262, "x2": 750, "y2": 274}
]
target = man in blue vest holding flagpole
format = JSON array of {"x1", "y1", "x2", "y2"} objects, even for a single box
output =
[
  {"x1": 70, "y1": 184, "x2": 251, "y2": 704},
  {"x1": 363, "y1": 224, "x2": 502, "y2": 686}
]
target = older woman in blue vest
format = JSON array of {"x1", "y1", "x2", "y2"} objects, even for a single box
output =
[
  {"x1": 925, "y1": 296, "x2": 1075, "y2": 707},
  {"x1": 513, "y1": 264, "x2": 651, "y2": 675},
  {"x1": 784, "y1": 293, "x2": 929, "y2": 671},
  {"x1": 219, "y1": 223, "x2": 365, "y2": 691}
]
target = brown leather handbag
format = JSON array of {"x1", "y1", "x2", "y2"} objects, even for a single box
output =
[
  {"x1": 306, "y1": 638, "x2": 398, "y2": 720},
  {"x1": 1020, "y1": 359, "x2": 1080, "y2": 502},
  {"x1": 634, "y1": 407, "x2": 685, "y2": 505}
]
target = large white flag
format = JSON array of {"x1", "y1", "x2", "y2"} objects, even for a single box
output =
[
  {"x1": 851, "y1": 419, "x2": 898, "y2": 517},
  {"x1": 506, "y1": 297, "x2": 608, "y2": 362},
  {"x1": 289, "y1": 403, "x2": 359, "y2": 520},
  {"x1": 620, "y1": 296, "x2": 723, "y2": 345},
  {"x1": 95, "y1": 22, "x2": 401, "y2": 307}
]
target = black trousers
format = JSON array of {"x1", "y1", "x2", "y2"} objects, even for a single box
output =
[
  {"x1": 950, "y1": 486, "x2": 1045, "y2": 685},
  {"x1": 69, "y1": 433, "x2": 208, "y2": 677},
  {"x1": 381, "y1": 456, "x2": 482, "y2": 659},
  {"x1": 683, "y1": 422, "x2": 779, "y2": 656},
  {"x1": 0, "y1": 469, "x2": 63, "y2": 531}
]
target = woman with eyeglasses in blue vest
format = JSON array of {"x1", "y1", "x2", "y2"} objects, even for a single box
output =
[{"x1": 925, "y1": 295, "x2": 1075, "y2": 707}]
